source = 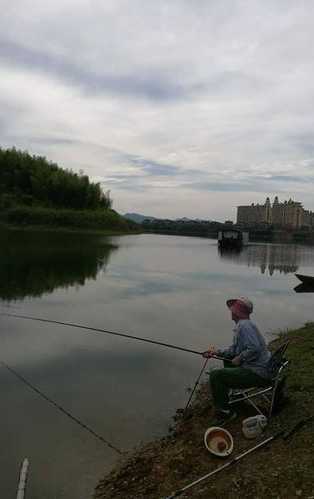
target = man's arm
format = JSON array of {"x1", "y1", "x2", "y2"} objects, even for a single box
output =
[
  {"x1": 202, "y1": 344, "x2": 235, "y2": 359},
  {"x1": 216, "y1": 344, "x2": 236, "y2": 359}
]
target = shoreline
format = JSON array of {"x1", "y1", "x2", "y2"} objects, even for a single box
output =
[
  {"x1": 93, "y1": 323, "x2": 314, "y2": 499},
  {"x1": 0, "y1": 222, "x2": 141, "y2": 237},
  {"x1": 142, "y1": 229, "x2": 314, "y2": 245}
]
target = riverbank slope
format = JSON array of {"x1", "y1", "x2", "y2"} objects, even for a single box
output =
[
  {"x1": 94, "y1": 323, "x2": 314, "y2": 499},
  {"x1": 0, "y1": 206, "x2": 140, "y2": 235}
]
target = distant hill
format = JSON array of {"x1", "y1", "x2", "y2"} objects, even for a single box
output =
[
  {"x1": 174, "y1": 217, "x2": 209, "y2": 222},
  {"x1": 124, "y1": 213, "x2": 157, "y2": 223},
  {"x1": 124, "y1": 213, "x2": 213, "y2": 223}
]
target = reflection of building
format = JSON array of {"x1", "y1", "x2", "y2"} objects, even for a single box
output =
[
  {"x1": 218, "y1": 243, "x2": 314, "y2": 275},
  {"x1": 251, "y1": 245, "x2": 298, "y2": 275},
  {"x1": 237, "y1": 197, "x2": 314, "y2": 229}
]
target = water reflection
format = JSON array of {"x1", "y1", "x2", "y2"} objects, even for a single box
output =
[
  {"x1": 0, "y1": 229, "x2": 117, "y2": 301},
  {"x1": 218, "y1": 243, "x2": 314, "y2": 275},
  {"x1": 1, "y1": 233, "x2": 314, "y2": 499}
]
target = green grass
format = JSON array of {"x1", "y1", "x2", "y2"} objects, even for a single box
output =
[
  {"x1": 0, "y1": 205, "x2": 140, "y2": 234},
  {"x1": 272, "y1": 322, "x2": 314, "y2": 393}
]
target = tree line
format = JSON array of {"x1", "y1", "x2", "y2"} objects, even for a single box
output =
[{"x1": 0, "y1": 147, "x2": 111, "y2": 210}]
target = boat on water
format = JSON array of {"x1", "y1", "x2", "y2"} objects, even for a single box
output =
[
  {"x1": 295, "y1": 274, "x2": 314, "y2": 286},
  {"x1": 294, "y1": 283, "x2": 314, "y2": 293},
  {"x1": 218, "y1": 229, "x2": 249, "y2": 249}
]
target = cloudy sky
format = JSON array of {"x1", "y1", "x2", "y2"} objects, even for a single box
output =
[{"x1": 1, "y1": 1, "x2": 314, "y2": 220}]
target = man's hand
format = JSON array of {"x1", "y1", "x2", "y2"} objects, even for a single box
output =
[
  {"x1": 231, "y1": 355, "x2": 242, "y2": 366},
  {"x1": 202, "y1": 345, "x2": 217, "y2": 358}
]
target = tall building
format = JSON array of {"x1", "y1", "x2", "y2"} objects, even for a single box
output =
[{"x1": 237, "y1": 197, "x2": 314, "y2": 229}]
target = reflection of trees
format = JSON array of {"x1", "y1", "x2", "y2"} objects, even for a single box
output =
[
  {"x1": 219, "y1": 244, "x2": 314, "y2": 275},
  {"x1": 0, "y1": 230, "x2": 118, "y2": 301}
]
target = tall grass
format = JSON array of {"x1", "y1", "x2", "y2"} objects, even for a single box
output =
[{"x1": 0, "y1": 206, "x2": 135, "y2": 231}]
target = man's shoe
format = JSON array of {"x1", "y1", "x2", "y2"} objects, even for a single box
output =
[{"x1": 212, "y1": 410, "x2": 237, "y2": 426}]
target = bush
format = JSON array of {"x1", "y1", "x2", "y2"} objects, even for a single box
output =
[{"x1": 0, "y1": 206, "x2": 132, "y2": 232}]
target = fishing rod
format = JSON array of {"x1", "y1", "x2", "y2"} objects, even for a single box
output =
[
  {"x1": 1, "y1": 312, "x2": 228, "y2": 361},
  {"x1": 0, "y1": 360, "x2": 122, "y2": 455},
  {"x1": 183, "y1": 357, "x2": 209, "y2": 414},
  {"x1": 164, "y1": 415, "x2": 314, "y2": 499},
  {"x1": 16, "y1": 458, "x2": 29, "y2": 499}
]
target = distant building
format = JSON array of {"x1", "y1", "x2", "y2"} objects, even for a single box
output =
[
  {"x1": 237, "y1": 197, "x2": 272, "y2": 226},
  {"x1": 237, "y1": 197, "x2": 314, "y2": 229},
  {"x1": 303, "y1": 209, "x2": 314, "y2": 228}
]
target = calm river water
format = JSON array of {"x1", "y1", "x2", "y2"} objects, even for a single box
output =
[{"x1": 1, "y1": 230, "x2": 314, "y2": 499}]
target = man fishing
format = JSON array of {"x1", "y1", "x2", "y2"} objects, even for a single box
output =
[{"x1": 203, "y1": 297, "x2": 271, "y2": 424}]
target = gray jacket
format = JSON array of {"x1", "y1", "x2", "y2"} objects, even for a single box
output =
[{"x1": 217, "y1": 319, "x2": 271, "y2": 379}]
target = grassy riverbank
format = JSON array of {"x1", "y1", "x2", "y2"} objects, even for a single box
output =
[
  {"x1": 94, "y1": 323, "x2": 314, "y2": 499},
  {"x1": 0, "y1": 206, "x2": 140, "y2": 235}
]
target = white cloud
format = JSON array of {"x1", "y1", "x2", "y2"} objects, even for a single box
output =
[{"x1": 1, "y1": 0, "x2": 314, "y2": 219}]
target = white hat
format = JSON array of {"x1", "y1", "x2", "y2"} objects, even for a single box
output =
[{"x1": 226, "y1": 297, "x2": 253, "y2": 314}]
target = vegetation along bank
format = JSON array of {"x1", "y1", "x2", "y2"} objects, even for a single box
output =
[
  {"x1": 94, "y1": 323, "x2": 314, "y2": 498},
  {"x1": 0, "y1": 147, "x2": 138, "y2": 233}
]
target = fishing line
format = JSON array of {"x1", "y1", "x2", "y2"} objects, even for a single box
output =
[
  {"x1": 2, "y1": 313, "x2": 228, "y2": 419},
  {"x1": 1, "y1": 312, "x2": 204, "y2": 356},
  {"x1": 0, "y1": 360, "x2": 122, "y2": 455}
]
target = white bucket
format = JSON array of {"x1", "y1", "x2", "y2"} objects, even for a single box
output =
[
  {"x1": 242, "y1": 415, "x2": 268, "y2": 439},
  {"x1": 204, "y1": 427, "x2": 234, "y2": 457}
]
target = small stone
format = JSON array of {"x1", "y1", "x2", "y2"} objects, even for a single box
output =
[{"x1": 296, "y1": 490, "x2": 302, "y2": 497}]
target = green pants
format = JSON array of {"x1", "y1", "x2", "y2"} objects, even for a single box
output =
[{"x1": 209, "y1": 363, "x2": 269, "y2": 411}]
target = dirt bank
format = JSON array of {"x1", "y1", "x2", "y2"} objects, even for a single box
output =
[{"x1": 94, "y1": 324, "x2": 314, "y2": 499}]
